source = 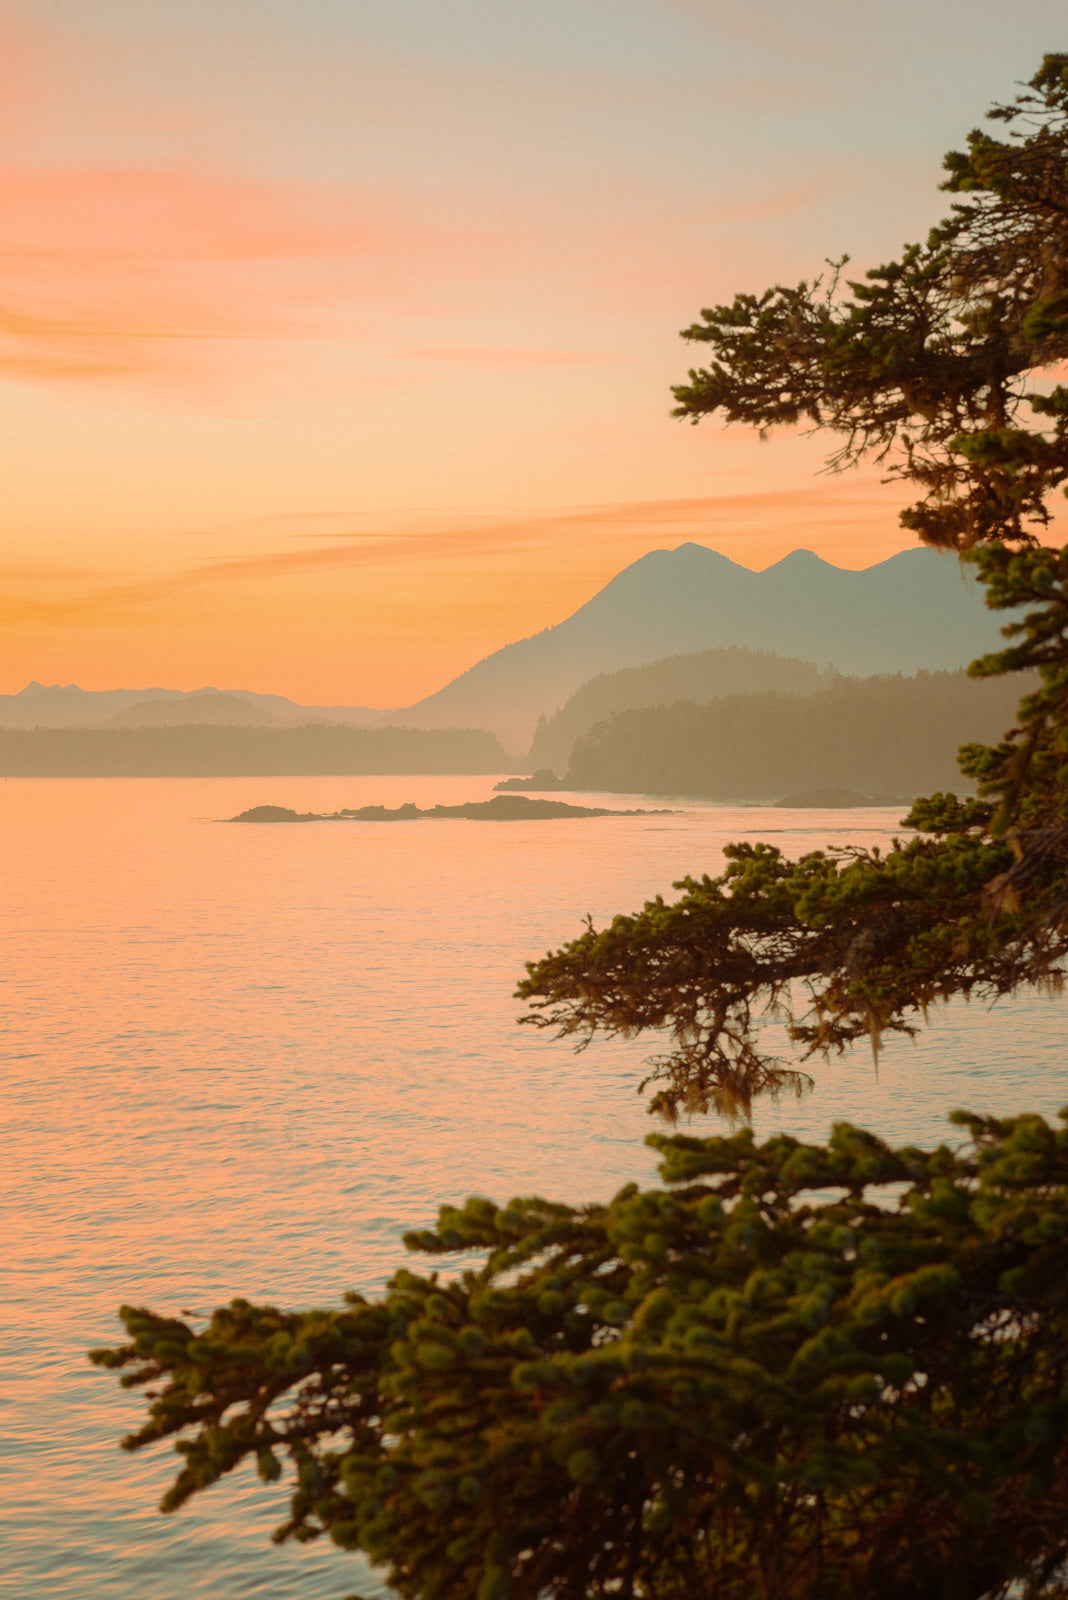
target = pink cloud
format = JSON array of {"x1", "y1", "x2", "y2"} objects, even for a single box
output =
[
  {"x1": 0, "y1": 13, "x2": 859, "y2": 394},
  {"x1": 705, "y1": 181, "x2": 829, "y2": 227},
  {"x1": 0, "y1": 164, "x2": 508, "y2": 384},
  {"x1": 0, "y1": 10, "x2": 929, "y2": 407},
  {"x1": 0, "y1": 160, "x2": 708, "y2": 388}
]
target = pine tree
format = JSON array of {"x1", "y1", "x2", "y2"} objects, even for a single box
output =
[
  {"x1": 521, "y1": 57, "x2": 1068, "y2": 1118},
  {"x1": 93, "y1": 1110, "x2": 1068, "y2": 1599},
  {"x1": 672, "y1": 56, "x2": 1068, "y2": 552},
  {"x1": 91, "y1": 58, "x2": 1068, "y2": 1599}
]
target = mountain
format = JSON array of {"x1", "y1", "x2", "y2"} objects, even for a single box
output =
[
  {"x1": 3, "y1": 545, "x2": 1015, "y2": 751},
  {"x1": 0, "y1": 682, "x2": 189, "y2": 727},
  {"x1": 101, "y1": 692, "x2": 286, "y2": 727},
  {"x1": 0, "y1": 682, "x2": 380, "y2": 729},
  {"x1": 385, "y1": 544, "x2": 1014, "y2": 752}
]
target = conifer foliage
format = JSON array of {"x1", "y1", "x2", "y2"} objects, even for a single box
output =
[
  {"x1": 523, "y1": 46, "x2": 1068, "y2": 1118},
  {"x1": 92, "y1": 59, "x2": 1068, "y2": 1600},
  {"x1": 520, "y1": 544, "x2": 1068, "y2": 1120},
  {"x1": 672, "y1": 57, "x2": 1068, "y2": 551},
  {"x1": 93, "y1": 1112, "x2": 1068, "y2": 1600}
]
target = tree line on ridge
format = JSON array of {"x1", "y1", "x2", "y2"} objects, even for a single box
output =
[{"x1": 562, "y1": 666, "x2": 1027, "y2": 799}]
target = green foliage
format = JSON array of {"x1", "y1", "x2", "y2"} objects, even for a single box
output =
[
  {"x1": 562, "y1": 665, "x2": 1025, "y2": 802},
  {"x1": 518, "y1": 57, "x2": 1068, "y2": 1117},
  {"x1": 527, "y1": 646, "x2": 829, "y2": 775},
  {"x1": 518, "y1": 545, "x2": 1068, "y2": 1120},
  {"x1": 91, "y1": 61, "x2": 1068, "y2": 1600},
  {"x1": 92, "y1": 1112, "x2": 1068, "y2": 1599},
  {"x1": 672, "y1": 57, "x2": 1068, "y2": 551}
]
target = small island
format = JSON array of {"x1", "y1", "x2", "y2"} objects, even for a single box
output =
[
  {"x1": 773, "y1": 787, "x2": 912, "y2": 809},
  {"x1": 493, "y1": 769, "x2": 570, "y2": 792},
  {"x1": 228, "y1": 794, "x2": 675, "y2": 823}
]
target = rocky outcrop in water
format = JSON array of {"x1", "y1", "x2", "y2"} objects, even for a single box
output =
[
  {"x1": 772, "y1": 788, "x2": 910, "y2": 809},
  {"x1": 230, "y1": 794, "x2": 673, "y2": 823}
]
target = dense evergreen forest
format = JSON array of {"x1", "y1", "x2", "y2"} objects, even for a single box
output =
[
  {"x1": 526, "y1": 646, "x2": 830, "y2": 772},
  {"x1": 565, "y1": 668, "x2": 1028, "y2": 799},
  {"x1": 0, "y1": 723, "x2": 506, "y2": 776}
]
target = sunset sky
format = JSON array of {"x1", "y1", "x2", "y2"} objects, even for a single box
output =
[{"x1": 2, "y1": 1, "x2": 1065, "y2": 707}]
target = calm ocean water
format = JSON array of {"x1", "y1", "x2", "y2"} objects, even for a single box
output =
[{"x1": 2, "y1": 775, "x2": 1065, "y2": 1598}]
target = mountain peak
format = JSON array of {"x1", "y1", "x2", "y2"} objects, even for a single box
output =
[
  {"x1": 673, "y1": 541, "x2": 741, "y2": 558},
  {"x1": 389, "y1": 542, "x2": 1011, "y2": 749},
  {"x1": 670, "y1": 541, "x2": 751, "y2": 569},
  {"x1": 764, "y1": 548, "x2": 835, "y2": 572}
]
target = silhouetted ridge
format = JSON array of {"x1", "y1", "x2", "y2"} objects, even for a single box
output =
[
  {"x1": 0, "y1": 724, "x2": 506, "y2": 777},
  {"x1": 564, "y1": 669, "x2": 1029, "y2": 800},
  {"x1": 2, "y1": 545, "x2": 1014, "y2": 754},
  {"x1": 384, "y1": 544, "x2": 1011, "y2": 749},
  {"x1": 101, "y1": 693, "x2": 285, "y2": 728},
  {"x1": 528, "y1": 645, "x2": 830, "y2": 773},
  {"x1": 0, "y1": 682, "x2": 381, "y2": 729}
]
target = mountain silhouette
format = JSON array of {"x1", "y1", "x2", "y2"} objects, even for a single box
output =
[
  {"x1": 2, "y1": 545, "x2": 1014, "y2": 752},
  {"x1": 386, "y1": 544, "x2": 1013, "y2": 751},
  {"x1": 101, "y1": 692, "x2": 286, "y2": 728},
  {"x1": 527, "y1": 646, "x2": 830, "y2": 773},
  {"x1": 0, "y1": 681, "x2": 379, "y2": 729}
]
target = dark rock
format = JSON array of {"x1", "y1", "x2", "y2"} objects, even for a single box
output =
[
  {"x1": 228, "y1": 795, "x2": 675, "y2": 823},
  {"x1": 493, "y1": 769, "x2": 570, "y2": 792},
  {"x1": 773, "y1": 788, "x2": 910, "y2": 809},
  {"x1": 229, "y1": 805, "x2": 320, "y2": 822}
]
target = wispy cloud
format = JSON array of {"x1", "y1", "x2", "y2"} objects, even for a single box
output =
[
  {"x1": 705, "y1": 181, "x2": 829, "y2": 228},
  {"x1": 0, "y1": 11, "x2": 850, "y2": 398},
  {"x1": 1, "y1": 483, "x2": 915, "y2": 627},
  {"x1": 402, "y1": 345, "x2": 619, "y2": 367},
  {"x1": 0, "y1": 164, "x2": 493, "y2": 384},
  {"x1": 0, "y1": 155, "x2": 745, "y2": 390}
]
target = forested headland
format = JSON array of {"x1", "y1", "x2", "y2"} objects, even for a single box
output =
[
  {"x1": 526, "y1": 646, "x2": 830, "y2": 773},
  {"x1": 563, "y1": 667, "x2": 1027, "y2": 799},
  {"x1": 0, "y1": 722, "x2": 506, "y2": 776}
]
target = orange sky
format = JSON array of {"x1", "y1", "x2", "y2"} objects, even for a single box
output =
[{"x1": 1, "y1": 2, "x2": 1065, "y2": 706}]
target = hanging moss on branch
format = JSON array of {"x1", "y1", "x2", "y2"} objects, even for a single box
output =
[
  {"x1": 519, "y1": 436, "x2": 1068, "y2": 1121},
  {"x1": 518, "y1": 56, "x2": 1068, "y2": 1119}
]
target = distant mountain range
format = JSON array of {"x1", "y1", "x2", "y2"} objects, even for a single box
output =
[
  {"x1": 3, "y1": 544, "x2": 1015, "y2": 755},
  {"x1": 101, "y1": 692, "x2": 284, "y2": 728},
  {"x1": 0, "y1": 682, "x2": 380, "y2": 730},
  {"x1": 376, "y1": 544, "x2": 1016, "y2": 751}
]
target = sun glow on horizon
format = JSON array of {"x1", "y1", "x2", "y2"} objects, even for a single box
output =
[{"x1": 0, "y1": 2, "x2": 1064, "y2": 703}]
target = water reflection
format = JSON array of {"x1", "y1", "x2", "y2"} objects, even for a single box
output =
[{"x1": 2, "y1": 777, "x2": 1064, "y2": 1597}]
